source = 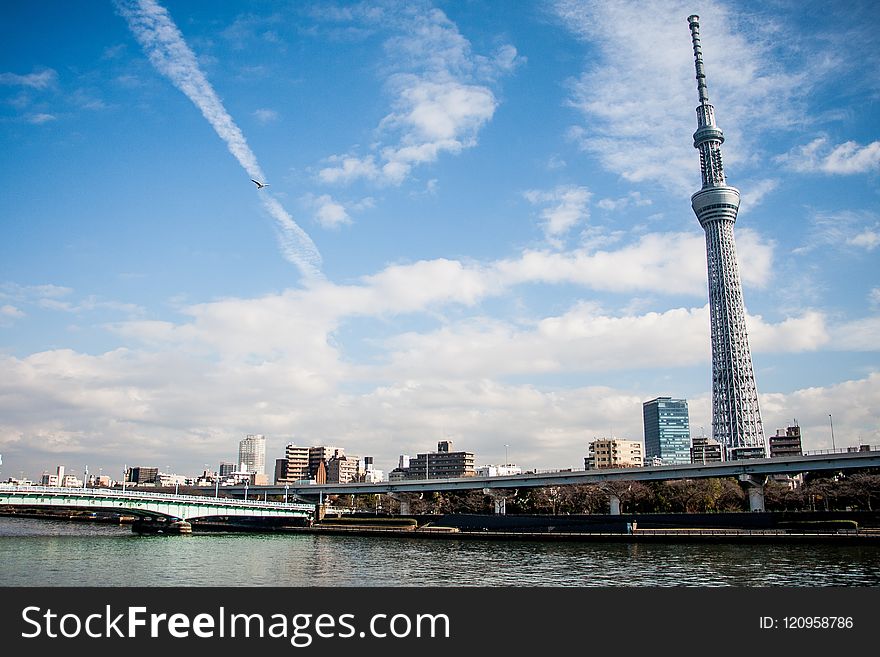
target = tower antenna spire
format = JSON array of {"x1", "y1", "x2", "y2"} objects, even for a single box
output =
[{"x1": 688, "y1": 15, "x2": 710, "y2": 105}]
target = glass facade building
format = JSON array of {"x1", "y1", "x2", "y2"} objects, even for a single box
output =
[{"x1": 643, "y1": 397, "x2": 691, "y2": 465}]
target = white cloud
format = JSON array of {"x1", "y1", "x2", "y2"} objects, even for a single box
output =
[
  {"x1": 316, "y1": 5, "x2": 520, "y2": 187},
  {"x1": 0, "y1": 69, "x2": 58, "y2": 89},
  {"x1": 870, "y1": 288, "x2": 880, "y2": 309},
  {"x1": 847, "y1": 228, "x2": 880, "y2": 251},
  {"x1": 739, "y1": 178, "x2": 778, "y2": 213},
  {"x1": 310, "y1": 194, "x2": 351, "y2": 229},
  {"x1": 780, "y1": 137, "x2": 880, "y2": 175},
  {"x1": 318, "y1": 154, "x2": 381, "y2": 185},
  {"x1": 1, "y1": 283, "x2": 73, "y2": 301},
  {"x1": 252, "y1": 108, "x2": 279, "y2": 124},
  {"x1": 524, "y1": 185, "x2": 592, "y2": 241},
  {"x1": 596, "y1": 191, "x2": 651, "y2": 212},
  {"x1": 0, "y1": 304, "x2": 25, "y2": 326},
  {"x1": 746, "y1": 310, "x2": 829, "y2": 353},
  {"x1": 379, "y1": 303, "x2": 829, "y2": 382},
  {"x1": 115, "y1": 0, "x2": 321, "y2": 279},
  {"x1": 26, "y1": 113, "x2": 57, "y2": 124},
  {"x1": 829, "y1": 317, "x2": 880, "y2": 352},
  {"x1": 794, "y1": 210, "x2": 880, "y2": 255},
  {"x1": 495, "y1": 228, "x2": 773, "y2": 295},
  {"x1": 3, "y1": 289, "x2": 873, "y2": 475}
]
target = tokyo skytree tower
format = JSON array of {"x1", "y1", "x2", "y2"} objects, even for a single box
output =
[{"x1": 687, "y1": 15, "x2": 766, "y2": 459}]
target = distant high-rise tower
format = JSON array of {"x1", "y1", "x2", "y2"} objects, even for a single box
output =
[
  {"x1": 238, "y1": 434, "x2": 266, "y2": 475},
  {"x1": 687, "y1": 15, "x2": 765, "y2": 460},
  {"x1": 643, "y1": 397, "x2": 691, "y2": 465}
]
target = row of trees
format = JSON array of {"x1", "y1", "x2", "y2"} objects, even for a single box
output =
[{"x1": 343, "y1": 472, "x2": 880, "y2": 515}]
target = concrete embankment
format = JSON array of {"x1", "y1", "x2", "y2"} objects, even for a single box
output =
[
  {"x1": 279, "y1": 525, "x2": 880, "y2": 544},
  {"x1": 276, "y1": 511, "x2": 880, "y2": 543}
]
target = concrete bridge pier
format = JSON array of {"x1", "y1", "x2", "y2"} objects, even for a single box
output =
[
  {"x1": 131, "y1": 517, "x2": 192, "y2": 535},
  {"x1": 739, "y1": 474, "x2": 767, "y2": 512}
]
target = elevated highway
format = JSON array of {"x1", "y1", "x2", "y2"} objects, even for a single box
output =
[{"x1": 242, "y1": 449, "x2": 880, "y2": 513}]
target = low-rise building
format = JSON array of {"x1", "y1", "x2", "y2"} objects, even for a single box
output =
[
  {"x1": 403, "y1": 441, "x2": 475, "y2": 480},
  {"x1": 156, "y1": 473, "x2": 187, "y2": 487},
  {"x1": 585, "y1": 438, "x2": 643, "y2": 469},
  {"x1": 326, "y1": 451, "x2": 361, "y2": 484},
  {"x1": 128, "y1": 466, "x2": 159, "y2": 485},
  {"x1": 475, "y1": 464, "x2": 522, "y2": 477},
  {"x1": 769, "y1": 424, "x2": 802, "y2": 458},
  {"x1": 690, "y1": 435, "x2": 724, "y2": 464}
]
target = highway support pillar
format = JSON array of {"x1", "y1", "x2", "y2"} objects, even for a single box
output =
[
  {"x1": 739, "y1": 474, "x2": 767, "y2": 512},
  {"x1": 609, "y1": 494, "x2": 621, "y2": 515},
  {"x1": 482, "y1": 489, "x2": 507, "y2": 515},
  {"x1": 388, "y1": 493, "x2": 410, "y2": 516}
]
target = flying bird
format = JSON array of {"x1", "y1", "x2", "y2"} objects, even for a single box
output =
[{"x1": 251, "y1": 179, "x2": 269, "y2": 189}]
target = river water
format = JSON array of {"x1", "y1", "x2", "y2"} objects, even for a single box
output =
[{"x1": 1, "y1": 517, "x2": 878, "y2": 587}]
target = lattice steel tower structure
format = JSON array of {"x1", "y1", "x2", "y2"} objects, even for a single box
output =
[{"x1": 687, "y1": 15, "x2": 765, "y2": 459}]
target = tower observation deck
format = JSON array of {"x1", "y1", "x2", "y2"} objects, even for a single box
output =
[{"x1": 687, "y1": 15, "x2": 765, "y2": 459}]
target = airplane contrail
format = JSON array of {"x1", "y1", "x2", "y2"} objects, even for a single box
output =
[{"x1": 114, "y1": 0, "x2": 322, "y2": 280}]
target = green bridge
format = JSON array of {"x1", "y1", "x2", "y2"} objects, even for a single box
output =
[{"x1": 0, "y1": 485, "x2": 315, "y2": 533}]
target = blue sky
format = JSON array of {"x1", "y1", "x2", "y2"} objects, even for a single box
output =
[{"x1": 1, "y1": 0, "x2": 878, "y2": 481}]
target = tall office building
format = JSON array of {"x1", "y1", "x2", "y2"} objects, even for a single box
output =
[
  {"x1": 642, "y1": 397, "x2": 692, "y2": 465},
  {"x1": 238, "y1": 434, "x2": 266, "y2": 475},
  {"x1": 687, "y1": 16, "x2": 765, "y2": 459}
]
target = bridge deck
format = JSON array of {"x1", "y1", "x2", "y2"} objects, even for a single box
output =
[{"x1": 0, "y1": 486, "x2": 315, "y2": 521}]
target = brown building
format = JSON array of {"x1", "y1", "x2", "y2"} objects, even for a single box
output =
[
  {"x1": 690, "y1": 435, "x2": 724, "y2": 464},
  {"x1": 308, "y1": 446, "x2": 342, "y2": 479},
  {"x1": 769, "y1": 424, "x2": 802, "y2": 458},
  {"x1": 326, "y1": 452, "x2": 361, "y2": 484}
]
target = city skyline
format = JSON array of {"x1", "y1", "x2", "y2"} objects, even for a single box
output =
[{"x1": 1, "y1": 1, "x2": 878, "y2": 480}]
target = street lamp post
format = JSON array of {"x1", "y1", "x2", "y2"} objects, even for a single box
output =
[
  {"x1": 505, "y1": 444, "x2": 509, "y2": 466},
  {"x1": 829, "y1": 414, "x2": 836, "y2": 452}
]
